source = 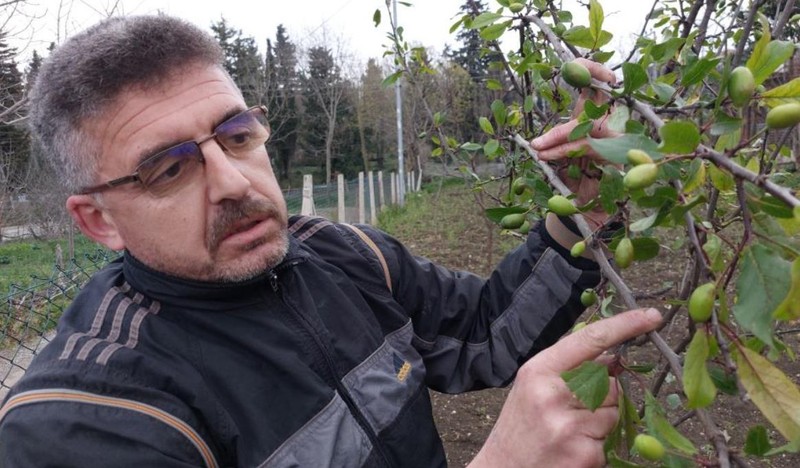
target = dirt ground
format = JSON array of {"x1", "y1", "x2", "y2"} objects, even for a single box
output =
[{"x1": 383, "y1": 182, "x2": 800, "y2": 467}]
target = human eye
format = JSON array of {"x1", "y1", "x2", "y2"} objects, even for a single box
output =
[{"x1": 140, "y1": 143, "x2": 200, "y2": 191}]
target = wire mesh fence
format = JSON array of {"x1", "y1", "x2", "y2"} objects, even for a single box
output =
[{"x1": 0, "y1": 249, "x2": 120, "y2": 400}]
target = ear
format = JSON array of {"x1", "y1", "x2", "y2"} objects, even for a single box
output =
[{"x1": 66, "y1": 195, "x2": 125, "y2": 251}]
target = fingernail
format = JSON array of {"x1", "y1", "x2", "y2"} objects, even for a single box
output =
[
  {"x1": 645, "y1": 308, "x2": 662, "y2": 321},
  {"x1": 531, "y1": 137, "x2": 542, "y2": 148}
]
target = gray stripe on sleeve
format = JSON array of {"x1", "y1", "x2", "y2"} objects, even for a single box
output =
[{"x1": 421, "y1": 248, "x2": 582, "y2": 392}]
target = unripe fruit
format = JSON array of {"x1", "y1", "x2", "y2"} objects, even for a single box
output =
[
  {"x1": 580, "y1": 289, "x2": 598, "y2": 306},
  {"x1": 509, "y1": 2, "x2": 525, "y2": 13},
  {"x1": 500, "y1": 213, "x2": 526, "y2": 229},
  {"x1": 548, "y1": 195, "x2": 578, "y2": 216},
  {"x1": 728, "y1": 66, "x2": 755, "y2": 107},
  {"x1": 570, "y1": 240, "x2": 586, "y2": 258},
  {"x1": 688, "y1": 282, "x2": 716, "y2": 323},
  {"x1": 615, "y1": 237, "x2": 634, "y2": 269},
  {"x1": 624, "y1": 163, "x2": 659, "y2": 190},
  {"x1": 519, "y1": 220, "x2": 531, "y2": 235},
  {"x1": 633, "y1": 434, "x2": 666, "y2": 461},
  {"x1": 626, "y1": 149, "x2": 653, "y2": 166},
  {"x1": 512, "y1": 177, "x2": 528, "y2": 195},
  {"x1": 561, "y1": 61, "x2": 592, "y2": 89},
  {"x1": 766, "y1": 102, "x2": 800, "y2": 129}
]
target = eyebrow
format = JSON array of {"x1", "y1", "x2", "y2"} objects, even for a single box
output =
[{"x1": 133, "y1": 106, "x2": 247, "y2": 167}]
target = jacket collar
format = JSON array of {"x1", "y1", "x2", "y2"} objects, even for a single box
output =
[{"x1": 121, "y1": 235, "x2": 308, "y2": 306}]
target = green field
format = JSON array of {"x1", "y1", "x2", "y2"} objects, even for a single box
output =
[{"x1": 0, "y1": 235, "x2": 115, "y2": 295}]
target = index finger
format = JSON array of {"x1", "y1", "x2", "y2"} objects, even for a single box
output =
[{"x1": 536, "y1": 308, "x2": 662, "y2": 373}]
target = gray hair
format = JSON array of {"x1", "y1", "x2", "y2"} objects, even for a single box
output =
[{"x1": 28, "y1": 15, "x2": 225, "y2": 193}]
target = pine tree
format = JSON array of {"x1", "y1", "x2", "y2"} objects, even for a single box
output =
[
  {"x1": 446, "y1": 0, "x2": 492, "y2": 81},
  {"x1": 267, "y1": 25, "x2": 300, "y2": 182},
  {"x1": 0, "y1": 30, "x2": 28, "y2": 187}
]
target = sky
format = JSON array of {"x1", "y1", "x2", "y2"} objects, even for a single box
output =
[{"x1": 5, "y1": 0, "x2": 653, "y2": 67}]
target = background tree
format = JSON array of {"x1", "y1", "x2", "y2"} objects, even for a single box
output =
[{"x1": 266, "y1": 25, "x2": 300, "y2": 184}]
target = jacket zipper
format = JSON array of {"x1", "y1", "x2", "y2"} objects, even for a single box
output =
[{"x1": 268, "y1": 266, "x2": 393, "y2": 467}]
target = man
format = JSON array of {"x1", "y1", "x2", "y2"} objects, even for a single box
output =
[{"x1": 0, "y1": 15, "x2": 660, "y2": 467}]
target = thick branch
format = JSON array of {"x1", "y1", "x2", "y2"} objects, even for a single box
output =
[{"x1": 772, "y1": 0, "x2": 798, "y2": 39}]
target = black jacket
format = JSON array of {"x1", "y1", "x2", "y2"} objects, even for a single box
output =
[{"x1": 0, "y1": 216, "x2": 599, "y2": 467}]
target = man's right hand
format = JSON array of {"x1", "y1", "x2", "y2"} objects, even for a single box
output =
[{"x1": 469, "y1": 308, "x2": 662, "y2": 468}]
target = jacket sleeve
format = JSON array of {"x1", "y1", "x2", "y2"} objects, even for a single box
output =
[
  {"x1": 0, "y1": 390, "x2": 217, "y2": 468},
  {"x1": 361, "y1": 220, "x2": 601, "y2": 394}
]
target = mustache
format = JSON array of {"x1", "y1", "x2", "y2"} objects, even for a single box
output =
[{"x1": 207, "y1": 197, "x2": 282, "y2": 251}]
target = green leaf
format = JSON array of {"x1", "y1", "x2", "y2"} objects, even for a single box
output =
[
  {"x1": 774, "y1": 258, "x2": 800, "y2": 321},
  {"x1": 682, "y1": 159, "x2": 706, "y2": 193},
  {"x1": 681, "y1": 58, "x2": 719, "y2": 87},
  {"x1": 683, "y1": 330, "x2": 717, "y2": 409},
  {"x1": 588, "y1": 134, "x2": 662, "y2": 164},
  {"x1": 708, "y1": 164, "x2": 734, "y2": 192},
  {"x1": 584, "y1": 101, "x2": 609, "y2": 120},
  {"x1": 644, "y1": 392, "x2": 698, "y2": 455},
  {"x1": 622, "y1": 63, "x2": 649, "y2": 95},
  {"x1": 491, "y1": 100, "x2": 507, "y2": 126},
  {"x1": 735, "y1": 346, "x2": 800, "y2": 442},
  {"x1": 561, "y1": 361, "x2": 609, "y2": 411},
  {"x1": 569, "y1": 120, "x2": 594, "y2": 142},
  {"x1": 486, "y1": 79, "x2": 503, "y2": 90},
  {"x1": 607, "y1": 106, "x2": 630, "y2": 133},
  {"x1": 468, "y1": 12, "x2": 503, "y2": 29},
  {"x1": 629, "y1": 212, "x2": 659, "y2": 233},
  {"x1": 710, "y1": 112, "x2": 743, "y2": 136},
  {"x1": 658, "y1": 120, "x2": 700, "y2": 154},
  {"x1": 460, "y1": 142, "x2": 482, "y2": 152},
  {"x1": 563, "y1": 26, "x2": 613, "y2": 50},
  {"x1": 765, "y1": 439, "x2": 800, "y2": 456},
  {"x1": 703, "y1": 234, "x2": 725, "y2": 273},
  {"x1": 372, "y1": 9, "x2": 381, "y2": 27},
  {"x1": 382, "y1": 71, "x2": 403, "y2": 87},
  {"x1": 599, "y1": 168, "x2": 624, "y2": 214},
  {"x1": 631, "y1": 237, "x2": 660, "y2": 261},
  {"x1": 708, "y1": 365, "x2": 738, "y2": 395},
  {"x1": 484, "y1": 139, "x2": 500, "y2": 156},
  {"x1": 744, "y1": 426, "x2": 771, "y2": 456},
  {"x1": 480, "y1": 21, "x2": 511, "y2": 41},
  {"x1": 588, "y1": 0, "x2": 604, "y2": 42},
  {"x1": 479, "y1": 116, "x2": 495, "y2": 135},
  {"x1": 524, "y1": 95, "x2": 534, "y2": 113},
  {"x1": 761, "y1": 77, "x2": 800, "y2": 108},
  {"x1": 734, "y1": 244, "x2": 791, "y2": 348},
  {"x1": 751, "y1": 195, "x2": 795, "y2": 218},
  {"x1": 747, "y1": 40, "x2": 796, "y2": 86}
]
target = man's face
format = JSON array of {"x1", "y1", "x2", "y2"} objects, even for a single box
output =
[{"x1": 77, "y1": 64, "x2": 289, "y2": 282}]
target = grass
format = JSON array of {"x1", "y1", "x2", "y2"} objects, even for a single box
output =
[
  {"x1": 377, "y1": 176, "x2": 520, "y2": 276},
  {"x1": 0, "y1": 235, "x2": 114, "y2": 294}
]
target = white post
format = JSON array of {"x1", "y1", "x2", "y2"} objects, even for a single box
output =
[
  {"x1": 368, "y1": 171, "x2": 377, "y2": 224},
  {"x1": 337, "y1": 173, "x2": 346, "y2": 223},
  {"x1": 378, "y1": 170, "x2": 386, "y2": 211},
  {"x1": 390, "y1": 172, "x2": 397, "y2": 205},
  {"x1": 358, "y1": 171, "x2": 366, "y2": 224},
  {"x1": 301, "y1": 174, "x2": 315, "y2": 216}
]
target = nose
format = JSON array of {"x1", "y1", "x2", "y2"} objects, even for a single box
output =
[{"x1": 200, "y1": 139, "x2": 251, "y2": 203}]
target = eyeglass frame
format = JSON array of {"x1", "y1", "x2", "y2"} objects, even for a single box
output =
[{"x1": 77, "y1": 105, "x2": 270, "y2": 196}]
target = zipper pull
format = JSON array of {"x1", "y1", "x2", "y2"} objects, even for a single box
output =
[{"x1": 268, "y1": 271, "x2": 279, "y2": 291}]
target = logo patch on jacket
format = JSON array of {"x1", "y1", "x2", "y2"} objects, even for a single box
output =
[{"x1": 393, "y1": 353, "x2": 411, "y2": 382}]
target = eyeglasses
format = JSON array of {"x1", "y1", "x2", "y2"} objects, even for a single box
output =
[{"x1": 78, "y1": 105, "x2": 270, "y2": 197}]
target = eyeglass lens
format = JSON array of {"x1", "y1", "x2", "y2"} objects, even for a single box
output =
[{"x1": 138, "y1": 107, "x2": 269, "y2": 196}]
